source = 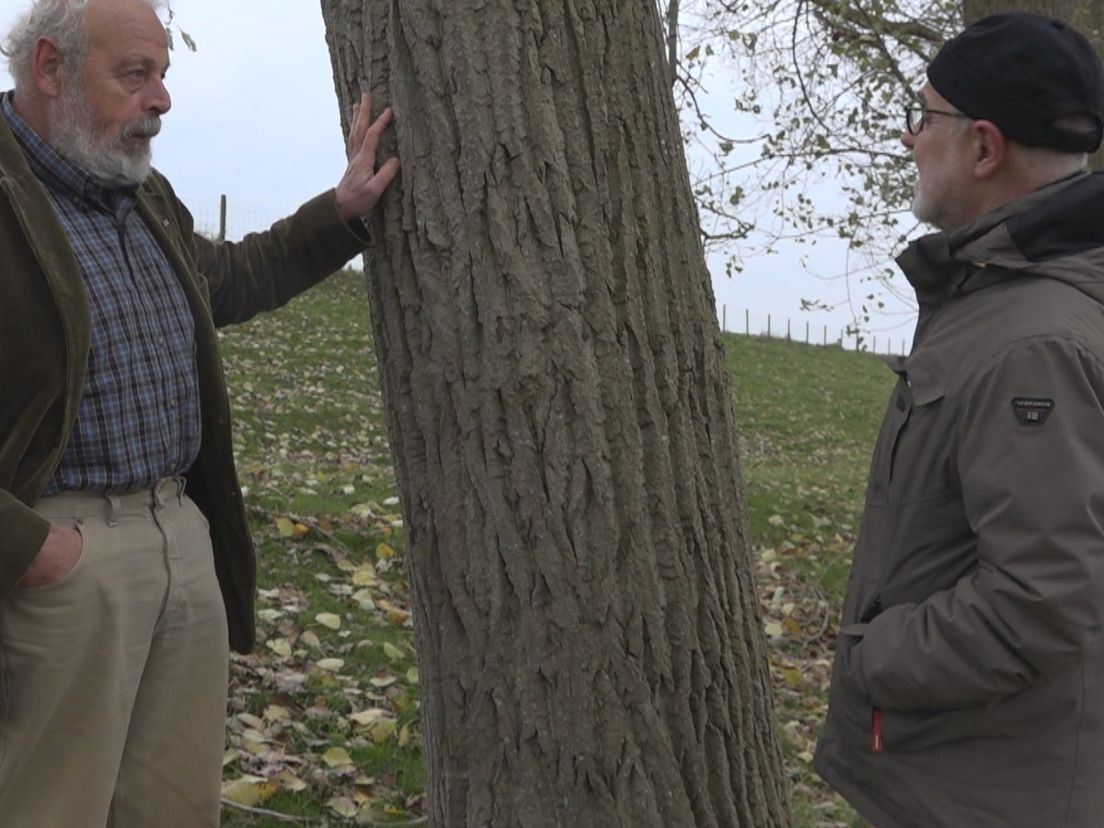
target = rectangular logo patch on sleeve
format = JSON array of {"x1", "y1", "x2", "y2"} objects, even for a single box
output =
[{"x1": 1011, "y1": 397, "x2": 1054, "y2": 426}]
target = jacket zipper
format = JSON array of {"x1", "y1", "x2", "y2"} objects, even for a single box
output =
[{"x1": 872, "y1": 707, "x2": 884, "y2": 753}]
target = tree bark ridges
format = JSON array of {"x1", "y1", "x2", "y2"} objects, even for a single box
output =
[{"x1": 322, "y1": 0, "x2": 791, "y2": 823}]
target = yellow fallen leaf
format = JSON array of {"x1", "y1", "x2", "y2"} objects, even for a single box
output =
[
  {"x1": 351, "y1": 589, "x2": 376, "y2": 611},
  {"x1": 406, "y1": 667, "x2": 419, "y2": 685},
  {"x1": 327, "y1": 796, "x2": 358, "y2": 818},
  {"x1": 322, "y1": 746, "x2": 354, "y2": 768},
  {"x1": 348, "y1": 708, "x2": 390, "y2": 727},
  {"x1": 398, "y1": 722, "x2": 411, "y2": 748},
  {"x1": 369, "y1": 674, "x2": 397, "y2": 689},
  {"x1": 349, "y1": 502, "x2": 376, "y2": 518},
  {"x1": 764, "y1": 622, "x2": 784, "y2": 639},
  {"x1": 264, "y1": 704, "x2": 290, "y2": 722},
  {"x1": 241, "y1": 733, "x2": 267, "y2": 756},
  {"x1": 300, "y1": 630, "x2": 322, "y2": 649},
  {"x1": 275, "y1": 517, "x2": 295, "y2": 538},
  {"x1": 292, "y1": 522, "x2": 310, "y2": 538},
  {"x1": 351, "y1": 565, "x2": 377, "y2": 587},
  {"x1": 382, "y1": 642, "x2": 405, "y2": 661},
  {"x1": 316, "y1": 657, "x2": 345, "y2": 672},
  {"x1": 274, "y1": 770, "x2": 307, "y2": 792},
  {"x1": 387, "y1": 607, "x2": 410, "y2": 625},
  {"x1": 368, "y1": 717, "x2": 397, "y2": 745},
  {"x1": 378, "y1": 600, "x2": 410, "y2": 625},
  {"x1": 316, "y1": 612, "x2": 342, "y2": 630},
  {"x1": 222, "y1": 748, "x2": 240, "y2": 767},
  {"x1": 375, "y1": 542, "x2": 396, "y2": 559},
  {"x1": 266, "y1": 638, "x2": 292, "y2": 658},
  {"x1": 221, "y1": 776, "x2": 278, "y2": 807},
  {"x1": 354, "y1": 788, "x2": 376, "y2": 805},
  {"x1": 384, "y1": 805, "x2": 406, "y2": 816},
  {"x1": 782, "y1": 668, "x2": 802, "y2": 687},
  {"x1": 389, "y1": 688, "x2": 414, "y2": 714},
  {"x1": 236, "y1": 712, "x2": 265, "y2": 729}
]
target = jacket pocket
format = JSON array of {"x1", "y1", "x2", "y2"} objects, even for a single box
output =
[
  {"x1": 866, "y1": 377, "x2": 912, "y2": 505},
  {"x1": 887, "y1": 374, "x2": 958, "y2": 505},
  {"x1": 881, "y1": 704, "x2": 980, "y2": 753}
]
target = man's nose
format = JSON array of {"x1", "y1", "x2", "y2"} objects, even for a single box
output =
[{"x1": 148, "y1": 78, "x2": 171, "y2": 116}]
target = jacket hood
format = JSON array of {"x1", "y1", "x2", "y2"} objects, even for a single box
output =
[{"x1": 898, "y1": 171, "x2": 1104, "y2": 306}]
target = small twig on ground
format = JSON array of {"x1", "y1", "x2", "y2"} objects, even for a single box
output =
[
  {"x1": 220, "y1": 799, "x2": 319, "y2": 823},
  {"x1": 246, "y1": 503, "x2": 351, "y2": 551}
]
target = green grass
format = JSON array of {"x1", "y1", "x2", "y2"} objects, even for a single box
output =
[
  {"x1": 216, "y1": 271, "x2": 895, "y2": 826},
  {"x1": 727, "y1": 335, "x2": 891, "y2": 599},
  {"x1": 726, "y1": 335, "x2": 892, "y2": 828}
]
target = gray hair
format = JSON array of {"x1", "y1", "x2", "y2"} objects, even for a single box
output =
[
  {"x1": 2, "y1": 0, "x2": 161, "y2": 91},
  {"x1": 1012, "y1": 113, "x2": 1094, "y2": 183},
  {"x1": 945, "y1": 109, "x2": 1091, "y2": 182}
]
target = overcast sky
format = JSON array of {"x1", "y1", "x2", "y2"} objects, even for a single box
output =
[{"x1": 0, "y1": 0, "x2": 918, "y2": 352}]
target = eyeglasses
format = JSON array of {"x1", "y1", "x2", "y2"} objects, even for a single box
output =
[{"x1": 905, "y1": 105, "x2": 972, "y2": 135}]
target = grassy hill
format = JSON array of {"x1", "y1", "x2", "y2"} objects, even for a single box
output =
[{"x1": 217, "y1": 270, "x2": 895, "y2": 826}]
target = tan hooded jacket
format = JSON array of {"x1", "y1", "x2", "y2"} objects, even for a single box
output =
[{"x1": 816, "y1": 172, "x2": 1104, "y2": 827}]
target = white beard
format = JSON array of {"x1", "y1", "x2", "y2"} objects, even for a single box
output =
[
  {"x1": 50, "y1": 81, "x2": 160, "y2": 187},
  {"x1": 911, "y1": 177, "x2": 936, "y2": 226}
]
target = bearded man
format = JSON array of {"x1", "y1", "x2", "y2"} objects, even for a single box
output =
[
  {"x1": 0, "y1": 0, "x2": 399, "y2": 824},
  {"x1": 814, "y1": 13, "x2": 1104, "y2": 828}
]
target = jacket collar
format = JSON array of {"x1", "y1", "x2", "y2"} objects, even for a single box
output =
[{"x1": 895, "y1": 172, "x2": 1091, "y2": 306}]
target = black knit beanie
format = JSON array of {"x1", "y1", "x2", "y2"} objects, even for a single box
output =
[{"x1": 927, "y1": 13, "x2": 1104, "y2": 153}]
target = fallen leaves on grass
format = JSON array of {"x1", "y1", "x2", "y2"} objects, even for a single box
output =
[{"x1": 225, "y1": 528, "x2": 424, "y2": 823}]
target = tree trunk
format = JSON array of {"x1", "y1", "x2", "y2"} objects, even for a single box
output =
[{"x1": 319, "y1": 1, "x2": 791, "y2": 826}]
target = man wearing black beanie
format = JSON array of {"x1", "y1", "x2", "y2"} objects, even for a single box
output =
[{"x1": 814, "y1": 13, "x2": 1104, "y2": 828}]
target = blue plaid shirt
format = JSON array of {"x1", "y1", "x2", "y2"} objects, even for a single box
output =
[{"x1": 2, "y1": 94, "x2": 202, "y2": 494}]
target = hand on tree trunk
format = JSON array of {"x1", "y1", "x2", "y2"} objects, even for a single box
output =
[{"x1": 334, "y1": 93, "x2": 401, "y2": 223}]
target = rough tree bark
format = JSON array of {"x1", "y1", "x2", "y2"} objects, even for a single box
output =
[{"x1": 319, "y1": 1, "x2": 791, "y2": 826}]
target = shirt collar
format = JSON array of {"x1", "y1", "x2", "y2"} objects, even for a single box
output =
[{"x1": 1, "y1": 90, "x2": 135, "y2": 215}]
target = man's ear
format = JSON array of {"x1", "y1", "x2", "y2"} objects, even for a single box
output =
[
  {"x1": 972, "y1": 120, "x2": 1007, "y2": 179},
  {"x1": 30, "y1": 37, "x2": 67, "y2": 98}
]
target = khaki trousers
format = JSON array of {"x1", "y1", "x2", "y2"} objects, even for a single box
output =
[{"x1": 0, "y1": 478, "x2": 229, "y2": 828}]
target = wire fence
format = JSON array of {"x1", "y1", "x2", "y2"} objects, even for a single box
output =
[
  {"x1": 718, "y1": 305, "x2": 912, "y2": 357},
  {"x1": 177, "y1": 193, "x2": 283, "y2": 242}
]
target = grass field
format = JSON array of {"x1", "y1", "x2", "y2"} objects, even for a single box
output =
[{"x1": 215, "y1": 269, "x2": 896, "y2": 826}]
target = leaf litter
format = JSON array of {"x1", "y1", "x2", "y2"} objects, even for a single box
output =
[{"x1": 217, "y1": 275, "x2": 888, "y2": 826}]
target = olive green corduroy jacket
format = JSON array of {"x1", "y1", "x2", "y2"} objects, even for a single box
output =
[{"x1": 0, "y1": 110, "x2": 369, "y2": 653}]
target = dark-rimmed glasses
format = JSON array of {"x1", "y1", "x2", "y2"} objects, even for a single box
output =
[{"x1": 905, "y1": 105, "x2": 972, "y2": 135}]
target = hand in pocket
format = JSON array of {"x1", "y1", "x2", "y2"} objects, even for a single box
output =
[{"x1": 20, "y1": 526, "x2": 83, "y2": 588}]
